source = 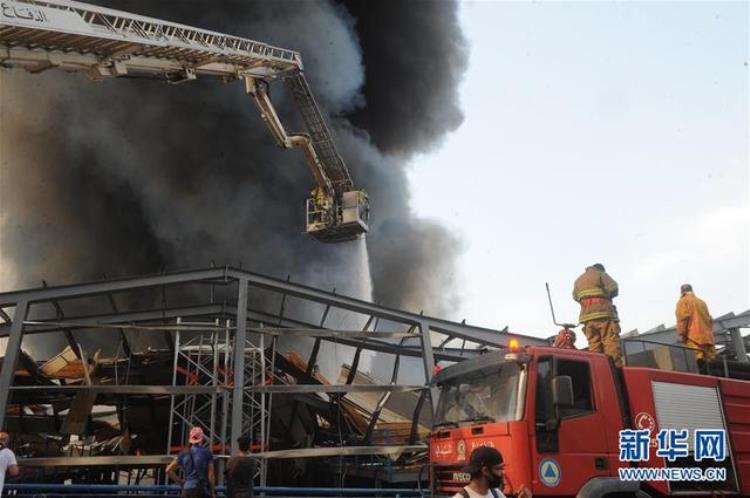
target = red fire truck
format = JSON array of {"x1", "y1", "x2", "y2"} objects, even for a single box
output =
[{"x1": 429, "y1": 342, "x2": 750, "y2": 497}]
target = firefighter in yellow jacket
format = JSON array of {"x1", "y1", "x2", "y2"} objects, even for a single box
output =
[
  {"x1": 573, "y1": 263, "x2": 623, "y2": 366},
  {"x1": 675, "y1": 284, "x2": 716, "y2": 362}
]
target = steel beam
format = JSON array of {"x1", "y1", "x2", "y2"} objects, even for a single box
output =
[
  {"x1": 259, "y1": 328, "x2": 416, "y2": 339},
  {"x1": 17, "y1": 445, "x2": 427, "y2": 466},
  {"x1": 0, "y1": 268, "x2": 230, "y2": 306},
  {"x1": 231, "y1": 268, "x2": 546, "y2": 348},
  {"x1": 0, "y1": 301, "x2": 28, "y2": 430},
  {"x1": 626, "y1": 310, "x2": 750, "y2": 341},
  {"x1": 245, "y1": 385, "x2": 424, "y2": 394},
  {"x1": 167, "y1": 325, "x2": 181, "y2": 455},
  {"x1": 409, "y1": 390, "x2": 427, "y2": 445},
  {"x1": 105, "y1": 290, "x2": 133, "y2": 358},
  {"x1": 2, "y1": 302, "x2": 477, "y2": 361},
  {"x1": 729, "y1": 328, "x2": 749, "y2": 363},
  {"x1": 243, "y1": 308, "x2": 478, "y2": 361},
  {"x1": 254, "y1": 445, "x2": 427, "y2": 459},
  {"x1": 230, "y1": 278, "x2": 248, "y2": 455},
  {"x1": 19, "y1": 455, "x2": 173, "y2": 467},
  {"x1": 19, "y1": 321, "x2": 416, "y2": 339},
  {"x1": 42, "y1": 281, "x2": 81, "y2": 358},
  {"x1": 419, "y1": 321, "x2": 438, "y2": 414},
  {"x1": 365, "y1": 331, "x2": 409, "y2": 442},
  {"x1": 0, "y1": 304, "x2": 228, "y2": 337},
  {"x1": 0, "y1": 266, "x2": 546, "y2": 349},
  {"x1": 347, "y1": 316, "x2": 376, "y2": 384},
  {"x1": 16, "y1": 350, "x2": 54, "y2": 386},
  {"x1": 714, "y1": 311, "x2": 750, "y2": 331},
  {"x1": 9, "y1": 385, "x2": 220, "y2": 394}
]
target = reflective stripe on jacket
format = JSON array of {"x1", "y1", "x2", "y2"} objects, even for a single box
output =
[{"x1": 573, "y1": 267, "x2": 619, "y2": 323}]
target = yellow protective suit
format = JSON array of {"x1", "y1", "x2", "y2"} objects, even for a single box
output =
[
  {"x1": 573, "y1": 266, "x2": 622, "y2": 366},
  {"x1": 675, "y1": 292, "x2": 716, "y2": 361},
  {"x1": 573, "y1": 267, "x2": 619, "y2": 322}
]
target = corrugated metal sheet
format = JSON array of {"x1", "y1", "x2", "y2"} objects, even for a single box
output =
[{"x1": 652, "y1": 381, "x2": 726, "y2": 450}]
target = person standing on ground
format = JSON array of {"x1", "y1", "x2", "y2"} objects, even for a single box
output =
[
  {"x1": 226, "y1": 435, "x2": 256, "y2": 498},
  {"x1": 166, "y1": 427, "x2": 216, "y2": 498},
  {"x1": 572, "y1": 263, "x2": 623, "y2": 366},
  {"x1": 0, "y1": 432, "x2": 19, "y2": 496},
  {"x1": 675, "y1": 283, "x2": 716, "y2": 363},
  {"x1": 452, "y1": 446, "x2": 532, "y2": 498}
]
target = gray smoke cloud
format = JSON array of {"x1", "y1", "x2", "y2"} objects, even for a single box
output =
[{"x1": 0, "y1": 0, "x2": 467, "y2": 358}]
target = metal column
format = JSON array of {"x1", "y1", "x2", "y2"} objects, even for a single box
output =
[
  {"x1": 166, "y1": 321, "x2": 181, "y2": 454},
  {"x1": 230, "y1": 279, "x2": 249, "y2": 454},
  {"x1": 729, "y1": 328, "x2": 749, "y2": 363},
  {"x1": 0, "y1": 301, "x2": 28, "y2": 430},
  {"x1": 219, "y1": 320, "x2": 231, "y2": 485},
  {"x1": 418, "y1": 321, "x2": 438, "y2": 414}
]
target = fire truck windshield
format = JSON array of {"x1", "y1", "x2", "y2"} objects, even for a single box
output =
[{"x1": 434, "y1": 362, "x2": 524, "y2": 426}]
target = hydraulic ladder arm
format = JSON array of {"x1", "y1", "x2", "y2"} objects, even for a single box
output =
[
  {"x1": 243, "y1": 73, "x2": 369, "y2": 242},
  {"x1": 244, "y1": 76, "x2": 334, "y2": 194},
  {"x1": 0, "y1": 0, "x2": 369, "y2": 242}
]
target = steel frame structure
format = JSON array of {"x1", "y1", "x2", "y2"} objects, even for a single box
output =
[
  {"x1": 0, "y1": 266, "x2": 546, "y2": 473},
  {"x1": 622, "y1": 309, "x2": 750, "y2": 362}
]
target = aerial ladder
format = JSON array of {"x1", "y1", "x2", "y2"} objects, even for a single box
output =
[{"x1": 0, "y1": 0, "x2": 369, "y2": 242}]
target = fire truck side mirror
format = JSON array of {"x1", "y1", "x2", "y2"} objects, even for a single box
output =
[{"x1": 551, "y1": 375, "x2": 574, "y2": 409}]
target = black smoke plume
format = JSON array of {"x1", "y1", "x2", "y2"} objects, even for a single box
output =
[
  {"x1": 343, "y1": 0, "x2": 468, "y2": 156},
  {"x1": 0, "y1": 0, "x2": 468, "y2": 357}
]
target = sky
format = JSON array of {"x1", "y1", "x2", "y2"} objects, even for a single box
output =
[{"x1": 408, "y1": 1, "x2": 749, "y2": 340}]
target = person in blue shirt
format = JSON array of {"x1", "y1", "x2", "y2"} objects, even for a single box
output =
[{"x1": 166, "y1": 427, "x2": 216, "y2": 498}]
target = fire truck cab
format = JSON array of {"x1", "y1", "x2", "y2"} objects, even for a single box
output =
[{"x1": 429, "y1": 345, "x2": 750, "y2": 498}]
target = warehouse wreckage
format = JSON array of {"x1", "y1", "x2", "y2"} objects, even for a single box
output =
[{"x1": 0, "y1": 266, "x2": 549, "y2": 485}]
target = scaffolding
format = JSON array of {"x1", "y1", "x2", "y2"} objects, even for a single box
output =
[{"x1": 166, "y1": 320, "x2": 275, "y2": 485}]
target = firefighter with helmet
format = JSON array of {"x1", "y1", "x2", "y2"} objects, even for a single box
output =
[
  {"x1": 675, "y1": 283, "x2": 717, "y2": 363},
  {"x1": 572, "y1": 263, "x2": 623, "y2": 366},
  {"x1": 552, "y1": 328, "x2": 577, "y2": 349}
]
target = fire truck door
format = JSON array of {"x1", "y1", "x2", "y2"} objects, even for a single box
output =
[{"x1": 533, "y1": 357, "x2": 611, "y2": 494}]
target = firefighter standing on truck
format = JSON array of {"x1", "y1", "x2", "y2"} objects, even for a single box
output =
[
  {"x1": 573, "y1": 263, "x2": 623, "y2": 367},
  {"x1": 675, "y1": 283, "x2": 717, "y2": 363}
]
